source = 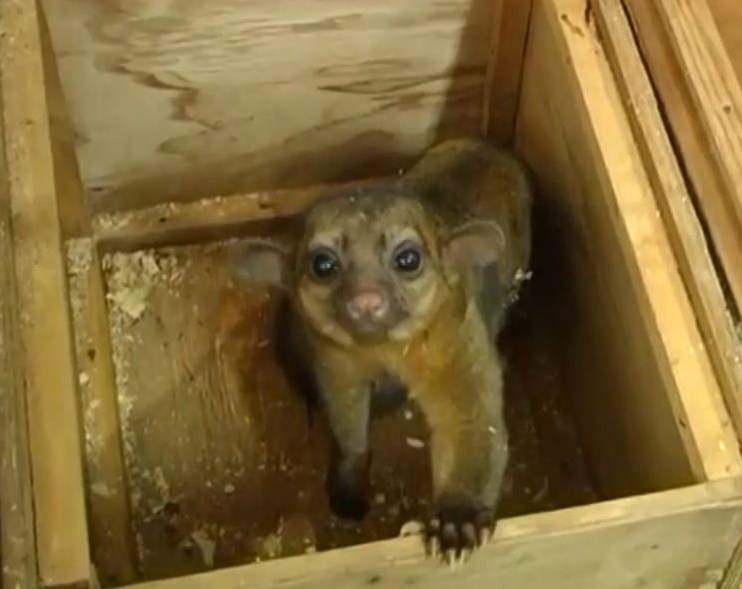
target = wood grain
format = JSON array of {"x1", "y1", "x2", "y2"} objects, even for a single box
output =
[
  {"x1": 41, "y1": 0, "x2": 497, "y2": 212},
  {"x1": 624, "y1": 0, "x2": 742, "y2": 313},
  {"x1": 707, "y1": 0, "x2": 742, "y2": 84},
  {"x1": 593, "y1": 0, "x2": 742, "y2": 464},
  {"x1": 515, "y1": 0, "x2": 741, "y2": 495},
  {"x1": 0, "y1": 45, "x2": 37, "y2": 589},
  {"x1": 0, "y1": 0, "x2": 91, "y2": 585},
  {"x1": 483, "y1": 0, "x2": 534, "y2": 143},
  {"x1": 67, "y1": 239, "x2": 138, "y2": 586},
  {"x1": 123, "y1": 478, "x2": 742, "y2": 589}
]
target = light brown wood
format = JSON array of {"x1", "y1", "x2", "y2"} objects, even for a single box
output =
[
  {"x1": 122, "y1": 477, "x2": 742, "y2": 589},
  {"x1": 483, "y1": 0, "x2": 534, "y2": 143},
  {"x1": 0, "y1": 59, "x2": 38, "y2": 589},
  {"x1": 623, "y1": 0, "x2": 742, "y2": 313},
  {"x1": 592, "y1": 0, "x2": 742, "y2": 457},
  {"x1": 66, "y1": 238, "x2": 138, "y2": 586},
  {"x1": 0, "y1": 0, "x2": 91, "y2": 585},
  {"x1": 707, "y1": 0, "x2": 742, "y2": 84},
  {"x1": 720, "y1": 535, "x2": 742, "y2": 589},
  {"x1": 515, "y1": 0, "x2": 741, "y2": 495},
  {"x1": 39, "y1": 3, "x2": 90, "y2": 239},
  {"x1": 40, "y1": 0, "x2": 495, "y2": 212}
]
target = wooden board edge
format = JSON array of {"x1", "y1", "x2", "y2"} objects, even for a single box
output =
[
  {"x1": 543, "y1": 0, "x2": 742, "y2": 482},
  {"x1": 0, "y1": 61, "x2": 39, "y2": 589},
  {"x1": 622, "y1": 0, "x2": 742, "y2": 312},
  {"x1": 0, "y1": 0, "x2": 91, "y2": 585},
  {"x1": 119, "y1": 478, "x2": 742, "y2": 589},
  {"x1": 592, "y1": 0, "x2": 742, "y2": 448},
  {"x1": 482, "y1": 0, "x2": 535, "y2": 144},
  {"x1": 67, "y1": 237, "x2": 138, "y2": 584}
]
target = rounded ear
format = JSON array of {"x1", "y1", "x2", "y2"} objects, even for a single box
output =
[
  {"x1": 229, "y1": 238, "x2": 291, "y2": 290},
  {"x1": 443, "y1": 220, "x2": 506, "y2": 272}
]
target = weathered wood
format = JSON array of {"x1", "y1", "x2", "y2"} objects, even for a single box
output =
[
  {"x1": 623, "y1": 0, "x2": 742, "y2": 312},
  {"x1": 593, "y1": 0, "x2": 742, "y2": 456},
  {"x1": 66, "y1": 239, "x2": 137, "y2": 586},
  {"x1": 0, "y1": 46, "x2": 38, "y2": 589},
  {"x1": 41, "y1": 0, "x2": 495, "y2": 212},
  {"x1": 39, "y1": 4, "x2": 90, "y2": 239},
  {"x1": 720, "y1": 535, "x2": 742, "y2": 589},
  {"x1": 516, "y1": 0, "x2": 741, "y2": 495},
  {"x1": 122, "y1": 478, "x2": 742, "y2": 589},
  {"x1": 707, "y1": 0, "x2": 742, "y2": 84},
  {"x1": 0, "y1": 0, "x2": 90, "y2": 585},
  {"x1": 483, "y1": 0, "x2": 534, "y2": 143}
]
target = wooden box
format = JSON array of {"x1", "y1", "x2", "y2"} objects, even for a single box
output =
[{"x1": 2, "y1": 1, "x2": 742, "y2": 588}]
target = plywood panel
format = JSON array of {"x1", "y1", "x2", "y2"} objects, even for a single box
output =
[{"x1": 41, "y1": 0, "x2": 498, "y2": 212}]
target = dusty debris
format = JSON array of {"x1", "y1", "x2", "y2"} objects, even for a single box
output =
[
  {"x1": 191, "y1": 528, "x2": 216, "y2": 568},
  {"x1": 405, "y1": 437, "x2": 425, "y2": 449},
  {"x1": 399, "y1": 520, "x2": 424, "y2": 537}
]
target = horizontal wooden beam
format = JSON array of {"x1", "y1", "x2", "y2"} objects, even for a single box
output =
[{"x1": 123, "y1": 478, "x2": 742, "y2": 589}]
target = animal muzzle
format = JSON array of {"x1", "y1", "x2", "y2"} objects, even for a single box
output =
[{"x1": 339, "y1": 288, "x2": 404, "y2": 338}]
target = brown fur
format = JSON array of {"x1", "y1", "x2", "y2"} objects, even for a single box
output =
[{"x1": 234, "y1": 138, "x2": 532, "y2": 562}]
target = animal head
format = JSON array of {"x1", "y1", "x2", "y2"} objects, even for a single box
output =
[{"x1": 233, "y1": 183, "x2": 505, "y2": 347}]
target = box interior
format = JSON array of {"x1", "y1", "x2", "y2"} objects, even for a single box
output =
[{"x1": 37, "y1": 0, "x2": 738, "y2": 587}]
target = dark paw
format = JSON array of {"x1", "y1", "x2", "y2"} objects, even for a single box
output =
[
  {"x1": 328, "y1": 466, "x2": 369, "y2": 520},
  {"x1": 426, "y1": 499, "x2": 495, "y2": 566}
]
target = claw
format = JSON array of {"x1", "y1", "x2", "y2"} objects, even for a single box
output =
[
  {"x1": 479, "y1": 527, "x2": 491, "y2": 545},
  {"x1": 446, "y1": 549, "x2": 457, "y2": 569},
  {"x1": 429, "y1": 536, "x2": 440, "y2": 559}
]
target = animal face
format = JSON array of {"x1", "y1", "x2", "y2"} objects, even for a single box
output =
[
  {"x1": 294, "y1": 191, "x2": 447, "y2": 346},
  {"x1": 233, "y1": 183, "x2": 506, "y2": 348}
]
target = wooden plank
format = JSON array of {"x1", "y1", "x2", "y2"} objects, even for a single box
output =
[
  {"x1": 592, "y1": 0, "x2": 742, "y2": 455},
  {"x1": 707, "y1": 0, "x2": 742, "y2": 84},
  {"x1": 515, "y1": 0, "x2": 741, "y2": 494},
  {"x1": 40, "y1": 0, "x2": 495, "y2": 212},
  {"x1": 38, "y1": 3, "x2": 90, "y2": 239},
  {"x1": 720, "y1": 536, "x2": 742, "y2": 589},
  {"x1": 66, "y1": 239, "x2": 137, "y2": 586},
  {"x1": 623, "y1": 0, "x2": 742, "y2": 312},
  {"x1": 482, "y1": 0, "x2": 534, "y2": 143},
  {"x1": 0, "y1": 57, "x2": 38, "y2": 589},
  {"x1": 0, "y1": 0, "x2": 91, "y2": 585},
  {"x1": 122, "y1": 478, "x2": 742, "y2": 589}
]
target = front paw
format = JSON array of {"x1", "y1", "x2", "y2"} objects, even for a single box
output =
[
  {"x1": 327, "y1": 462, "x2": 369, "y2": 520},
  {"x1": 426, "y1": 497, "x2": 495, "y2": 566}
]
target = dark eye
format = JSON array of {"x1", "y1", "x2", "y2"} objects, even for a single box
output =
[
  {"x1": 309, "y1": 248, "x2": 341, "y2": 279},
  {"x1": 393, "y1": 243, "x2": 423, "y2": 274}
]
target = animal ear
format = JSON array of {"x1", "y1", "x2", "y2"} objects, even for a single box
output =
[
  {"x1": 230, "y1": 238, "x2": 291, "y2": 290},
  {"x1": 444, "y1": 220, "x2": 506, "y2": 271}
]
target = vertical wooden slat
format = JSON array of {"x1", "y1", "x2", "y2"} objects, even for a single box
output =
[
  {"x1": 623, "y1": 0, "x2": 742, "y2": 313},
  {"x1": 0, "y1": 66, "x2": 38, "y2": 589},
  {"x1": 592, "y1": 0, "x2": 742, "y2": 447},
  {"x1": 483, "y1": 0, "x2": 534, "y2": 144},
  {"x1": 0, "y1": 0, "x2": 91, "y2": 586}
]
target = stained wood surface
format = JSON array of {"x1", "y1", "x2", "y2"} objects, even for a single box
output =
[
  {"x1": 0, "y1": 43, "x2": 37, "y2": 589},
  {"x1": 0, "y1": 0, "x2": 91, "y2": 585},
  {"x1": 593, "y1": 0, "x2": 742, "y2": 464},
  {"x1": 122, "y1": 478, "x2": 742, "y2": 589},
  {"x1": 41, "y1": 0, "x2": 499, "y2": 212},
  {"x1": 707, "y1": 0, "x2": 742, "y2": 83},
  {"x1": 483, "y1": 0, "x2": 534, "y2": 143},
  {"x1": 72, "y1": 232, "x2": 595, "y2": 584},
  {"x1": 624, "y1": 0, "x2": 742, "y2": 313},
  {"x1": 515, "y1": 0, "x2": 741, "y2": 496}
]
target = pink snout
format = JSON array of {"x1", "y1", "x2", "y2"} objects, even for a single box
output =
[{"x1": 345, "y1": 289, "x2": 389, "y2": 322}]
